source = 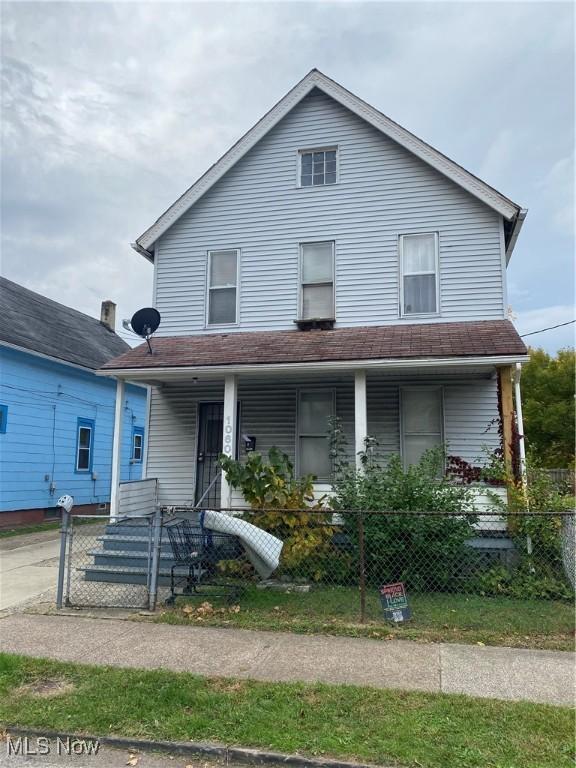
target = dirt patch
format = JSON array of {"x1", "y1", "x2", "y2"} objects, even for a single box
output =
[
  {"x1": 16, "y1": 678, "x2": 75, "y2": 698},
  {"x1": 207, "y1": 678, "x2": 247, "y2": 694}
]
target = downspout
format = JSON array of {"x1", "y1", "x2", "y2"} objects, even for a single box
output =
[{"x1": 513, "y1": 362, "x2": 527, "y2": 485}]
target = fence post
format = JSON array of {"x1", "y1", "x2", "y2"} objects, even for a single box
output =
[
  {"x1": 358, "y1": 511, "x2": 366, "y2": 623},
  {"x1": 56, "y1": 508, "x2": 70, "y2": 609},
  {"x1": 148, "y1": 506, "x2": 162, "y2": 611}
]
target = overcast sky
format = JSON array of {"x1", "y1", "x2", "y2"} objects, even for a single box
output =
[{"x1": 2, "y1": 1, "x2": 574, "y2": 351}]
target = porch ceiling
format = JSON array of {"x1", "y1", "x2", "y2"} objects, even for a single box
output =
[{"x1": 97, "y1": 320, "x2": 527, "y2": 384}]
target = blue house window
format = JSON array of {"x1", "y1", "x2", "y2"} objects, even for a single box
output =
[
  {"x1": 75, "y1": 418, "x2": 95, "y2": 472},
  {"x1": 0, "y1": 405, "x2": 7, "y2": 434},
  {"x1": 132, "y1": 427, "x2": 144, "y2": 463}
]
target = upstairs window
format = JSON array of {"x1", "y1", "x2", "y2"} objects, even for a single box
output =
[
  {"x1": 76, "y1": 418, "x2": 94, "y2": 473},
  {"x1": 300, "y1": 242, "x2": 335, "y2": 320},
  {"x1": 401, "y1": 387, "x2": 443, "y2": 468},
  {"x1": 299, "y1": 148, "x2": 337, "y2": 187},
  {"x1": 132, "y1": 427, "x2": 144, "y2": 463},
  {"x1": 207, "y1": 249, "x2": 238, "y2": 325},
  {"x1": 297, "y1": 390, "x2": 334, "y2": 479},
  {"x1": 400, "y1": 233, "x2": 439, "y2": 315}
]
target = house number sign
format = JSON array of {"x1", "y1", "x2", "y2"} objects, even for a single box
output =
[
  {"x1": 379, "y1": 582, "x2": 412, "y2": 623},
  {"x1": 223, "y1": 415, "x2": 234, "y2": 456}
]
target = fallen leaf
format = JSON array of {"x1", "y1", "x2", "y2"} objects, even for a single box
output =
[
  {"x1": 476, "y1": 641, "x2": 485, "y2": 646},
  {"x1": 126, "y1": 754, "x2": 139, "y2": 766}
]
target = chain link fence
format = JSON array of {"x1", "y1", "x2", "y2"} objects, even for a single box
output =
[
  {"x1": 158, "y1": 507, "x2": 575, "y2": 622},
  {"x1": 56, "y1": 510, "x2": 163, "y2": 610},
  {"x1": 56, "y1": 506, "x2": 574, "y2": 625}
]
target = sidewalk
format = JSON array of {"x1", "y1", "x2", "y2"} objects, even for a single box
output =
[
  {"x1": 0, "y1": 613, "x2": 573, "y2": 706},
  {"x1": 0, "y1": 531, "x2": 61, "y2": 611}
]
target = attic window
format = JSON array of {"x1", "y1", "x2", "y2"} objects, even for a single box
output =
[{"x1": 299, "y1": 148, "x2": 337, "y2": 187}]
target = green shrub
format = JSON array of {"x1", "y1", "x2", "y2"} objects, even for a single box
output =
[
  {"x1": 486, "y1": 454, "x2": 575, "y2": 599},
  {"x1": 473, "y1": 565, "x2": 573, "y2": 600},
  {"x1": 329, "y1": 425, "x2": 479, "y2": 591},
  {"x1": 219, "y1": 447, "x2": 337, "y2": 580}
]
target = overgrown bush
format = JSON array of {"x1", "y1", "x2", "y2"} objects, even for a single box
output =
[
  {"x1": 329, "y1": 420, "x2": 479, "y2": 591},
  {"x1": 479, "y1": 454, "x2": 575, "y2": 600},
  {"x1": 219, "y1": 447, "x2": 336, "y2": 580}
]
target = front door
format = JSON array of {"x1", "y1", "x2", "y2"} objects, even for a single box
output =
[{"x1": 195, "y1": 402, "x2": 224, "y2": 506}]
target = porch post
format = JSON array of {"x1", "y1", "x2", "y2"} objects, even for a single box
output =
[
  {"x1": 221, "y1": 374, "x2": 238, "y2": 508},
  {"x1": 498, "y1": 365, "x2": 514, "y2": 479},
  {"x1": 354, "y1": 370, "x2": 368, "y2": 470},
  {"x1": 110, "y1": 377, "x2": 125, "y2": 518}
]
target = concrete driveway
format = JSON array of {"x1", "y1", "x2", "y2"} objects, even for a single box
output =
[{"x1": 0, "y1": 529, "x2": 61, "y2": 611}]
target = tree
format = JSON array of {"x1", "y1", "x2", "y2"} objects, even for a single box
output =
[{"x1": 521, "y1": 347, "x2": 575, "y2": 468}]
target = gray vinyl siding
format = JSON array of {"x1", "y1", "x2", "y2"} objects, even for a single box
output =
[
  {"x1": 146, "y1": 374, "x2": 499, "y2": 506},
  {"x1": 154, "y1": 88, "x2": 506, "y2": 336}
]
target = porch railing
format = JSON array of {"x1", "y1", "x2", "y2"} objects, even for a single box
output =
[{"x1": 118, "y1": 478, "x2": 158, "y2": 517}]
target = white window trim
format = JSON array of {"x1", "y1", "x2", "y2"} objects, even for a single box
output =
[
  {"x1": 399, "y1": 232, "x2": 440, "y2": 318},
  {"x1": 206, "y1": 248, "x2": 240, "y2": 328},
  {"x1": 75, "y1": 422, "x2": 94, "y2": 473},
  {"x1": 132, "y1": 431, "x2": 143, "y2": 462},
  {"x1": 295, "y1": 388, "x2": 335, "y2": 480},
  {"x1": 298, "y1": 241, "x2": 336, "y2": 321},
  {"x1": 296, "y1": 146, "x2": 339, "y2": 188},
  {"x1": 399, "y1": 385, "x2": 445, "y2": 470}
]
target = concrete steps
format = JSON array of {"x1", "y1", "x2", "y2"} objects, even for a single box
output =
[{"x1": 79, "y1": 516, "x2": 239, "y2": 588}]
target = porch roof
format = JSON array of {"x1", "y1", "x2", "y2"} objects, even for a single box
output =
[{"x1": 100, "y1": 320, "x2": 527, "y2": 377}]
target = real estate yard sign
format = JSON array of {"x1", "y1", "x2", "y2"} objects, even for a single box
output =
[{"x1": 379, "y1": 582, "x2": 411, "y2": 622}]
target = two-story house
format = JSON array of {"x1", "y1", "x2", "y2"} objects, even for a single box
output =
[{"x1": 100, "y1": 70, "x2": 528, "y2": 513}]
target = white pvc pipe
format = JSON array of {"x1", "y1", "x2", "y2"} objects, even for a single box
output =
[{"x1": 514, "y1": 363, "x2": 527, "y2": 484}]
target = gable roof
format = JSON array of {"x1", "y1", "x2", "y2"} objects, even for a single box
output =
[
  {"x1": 0, "y1": 277, "x2": 130, "y2": 370},
  {"x1": 101, "y1": 320, "x2": 527, "y2": 373},
  {"x1": 133, "y1": 69, "x2": 526, "y2": 261}
]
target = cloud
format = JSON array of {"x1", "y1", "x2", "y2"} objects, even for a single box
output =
[
  {"x1": 479, "y1": 129, "x2": 515, "y2": 189},
  {"x1": 537, "y1": 154, "x2": 575, "y2": 236},
  {"x1": 1, "y1": 1, "x2": 574, "y2": 353},
  {"x1": 514, "y1": 305, "x2": 575, "y2": 353}
]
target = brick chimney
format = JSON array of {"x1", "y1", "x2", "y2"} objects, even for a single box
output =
[{"x1": 100, "y1": 300, "x2": 116, "y2": 331}]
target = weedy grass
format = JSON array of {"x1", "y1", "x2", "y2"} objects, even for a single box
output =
[
  {"x1": 155, "y1": 585, "x2": 575, "y2": 651},
  {"x1": 0, "y1": 653, "x2": 573, "y2": 768}
]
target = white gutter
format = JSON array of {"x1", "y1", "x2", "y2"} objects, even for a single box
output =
[
  {"x1": 130, "y1": 242, "x2": 154, "y2": 263},
  {"x1": 1, "y1": 340, "x2": 100, "y2": 374},
  {"x1": 97, "y1": 354, "x2": 530, "y2": 381},
  {"x1": 505, "y1": 208, "x2": 528, "y2": 262},
  {"x1": 514, "y1": 362, "x2": 527, "y2": 484}
]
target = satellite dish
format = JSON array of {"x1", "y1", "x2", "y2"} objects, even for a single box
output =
[{"x1": 130, "y1": 308, "x2": 161, "y2": 354}]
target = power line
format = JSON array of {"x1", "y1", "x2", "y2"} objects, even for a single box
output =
[{"x1": 520, "y1": 319, "x2": 576, "y2": 338}]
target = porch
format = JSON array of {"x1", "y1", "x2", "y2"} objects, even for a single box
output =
[
  {"x1": 107, "y1": 364, "x2": 520, "y2": 513},
  {"x1": 97, "y1": 320, "x2": 528, "y2": 513}
]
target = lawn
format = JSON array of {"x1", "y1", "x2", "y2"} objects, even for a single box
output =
[
  {"x1": 154, "y1": 585, "x2": 575, "y2": 651},
  {"x1": 0, "y1": 521, "x2": 62, "y2": 538},
  {"x1": 0, "y1": 653, "x2": 573, "y2": 768}
]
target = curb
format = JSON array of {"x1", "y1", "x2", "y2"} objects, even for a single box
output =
[{"x1": 3, "y1": 725, "x2": 391, "y2": 768}]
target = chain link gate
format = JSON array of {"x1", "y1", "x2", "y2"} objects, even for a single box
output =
[{"x1": 56, "y1": 509, "x2": 162, "y2": 610}]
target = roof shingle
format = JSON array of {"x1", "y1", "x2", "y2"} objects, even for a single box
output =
[
  {"x1": 0, "y1": 277, "x2": 130, "y2": 370},
  {"x1": 101, "y1": 320, "x2": 526, "y2": 371}
]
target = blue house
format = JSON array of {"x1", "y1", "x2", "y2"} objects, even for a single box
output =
[{"x1": 0, "y1": 277, "x2": 147, "y2": 526}]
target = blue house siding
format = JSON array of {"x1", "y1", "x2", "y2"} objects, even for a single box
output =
[{"x1": 0, "y1": 346, "x2": 146, "y2": 514}]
